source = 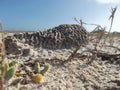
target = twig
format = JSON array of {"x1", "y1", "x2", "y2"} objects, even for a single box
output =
[
  {"x1": 100, "y1": 6, "x2": 117, "y2": 49},
  {"x1": 63, "y1": 19, "x2": 85, "y2": 63},
  {"x1": 63, "y1": 45, "x2": 81, "y2": 63}
]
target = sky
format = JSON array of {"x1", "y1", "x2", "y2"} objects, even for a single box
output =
[{"x1": 0, "y1": 0, "x2": 120, "y2": 32}]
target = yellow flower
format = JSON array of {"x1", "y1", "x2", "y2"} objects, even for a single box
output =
[
  {"x1": 32, "y1": 74, "x2": 42, "y2": 83},
  {"x1": 15, "y1": 72, "x2": 22, "y2": 77}
]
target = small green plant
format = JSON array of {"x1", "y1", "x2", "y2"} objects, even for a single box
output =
[
  {"x1": 15, "y1": 62, "x2": 50, "y2": 83},
  {"x1": 34, "y1": 62, "x2": 40, "y2": 73},
  {"x1": 34, "y1": 62, "x2": 50, "y2": 75},
  {"x1": 32, "y1": 62, "x2": 50, "y2": 83},
  {"x1": 40, "y1": 64, "x2": 49, "y2": 75},
  {"x1": 4, "y1": 60, "x2": 16, "y2": 81},
  {"x1": 22, "y1": 62, "x2": 50, "y2": 83},
  {"x1": 0, "y1": 22, "x2": 17, "y2": 90},
  {"x1": 0, "y1": 55, "x2": 16, "y2": 89}
]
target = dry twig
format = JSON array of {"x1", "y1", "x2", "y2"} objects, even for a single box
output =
[
  {"x1": 101, "y1": 6, "x2": 117, "y2": 48},
  {"x1": 64, "y1": 19, "x2": 85, "y2": 63}
]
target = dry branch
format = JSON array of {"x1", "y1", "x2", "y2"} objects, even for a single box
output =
[
  {"x1": 101, "y1": 6, "x2": 117, "y2": 49},
  {"x1": 64, "y1": 19, "x2": 85, "y2": 63},
  {"x1": 63, "y1": 45, "x2": 81, "y2": 63}
]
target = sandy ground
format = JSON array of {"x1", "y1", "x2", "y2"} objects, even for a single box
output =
[{"x1": 1, "y1": 33, "x2": 120, "y2": 90}]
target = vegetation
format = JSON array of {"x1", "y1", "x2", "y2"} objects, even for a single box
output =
[
  {"x1": 0, "y1": 22, "x2": 50, "y2": 90},
  {"x1": 64, "y1": 6, "x2": 118, "y2": 64},
  {"x1": 0, "y1": 6, "x2": 119, "y2": 90}
]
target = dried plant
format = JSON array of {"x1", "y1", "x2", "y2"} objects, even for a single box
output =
[
  {"x1": 66, "y1": 6, "x2": 118, "y2": 65},
  {"x1": 0, "y1": 22, "x2": 16, "y2": 90},
  {"x1": 65, "y1": 19, "x2": 84, "y2": 63},
  {"x1": 101, "y1": 6, "x2": 117, "y2": 48}
]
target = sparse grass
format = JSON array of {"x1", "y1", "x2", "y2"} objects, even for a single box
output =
[
  {"x1": 64, "y1": 6, "x2": 119, "y2": 65},
  {"x1": 0, "y1": 23, "x2": 17, "y2": 90},
  {"x1": 0, "y1": 6, "x2": 119, "y2": 90}
]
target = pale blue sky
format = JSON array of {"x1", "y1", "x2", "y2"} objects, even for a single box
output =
[{"x1": 0, "y1": 0, "x2": 120, "y2": 32}]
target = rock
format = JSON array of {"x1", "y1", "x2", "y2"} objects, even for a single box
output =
[
  {"x1": 5, "y1": 37, "x2": 21, "y2": 54},
  {"x1": 12, "y1": 24, "x2": 88, "y2": 49},
  {"x1": 22, "y1": 49, "x2": 30, "y2": 56}
]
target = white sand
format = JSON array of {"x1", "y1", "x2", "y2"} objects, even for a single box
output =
[{"x1": 2, "y1": 34, "x2": 120, "y2": 90}]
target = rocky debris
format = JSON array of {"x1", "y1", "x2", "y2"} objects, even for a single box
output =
[
  {"x1": 13, "y1": 24, "x2": 88, "y2": 49},
  {"x1": 4, "y1": 24, "x2": 88, "y2": 55},
  {"x1": 5, "y1": 37, "x2": 30, "y2": 56},
  {"x1": 5, "y1": 37, "x2": 21, "y2": 55},
  {"x1": 22, "y1": 49, "x2": 30, "y2": 56}
]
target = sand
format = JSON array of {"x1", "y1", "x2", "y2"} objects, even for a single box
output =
[{"x1": 1, "y1": 32, "x2": 120, "y2": 90}]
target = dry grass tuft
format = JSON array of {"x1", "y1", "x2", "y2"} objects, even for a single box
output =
[
  {"x1": 0, "y1": 22, "x2": 6, "y2": 90},
  {"x1": 63, "y1": 6, "x2": 119, "y2": 65}
]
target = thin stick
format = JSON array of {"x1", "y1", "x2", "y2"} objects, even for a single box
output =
[
  {"x1": 63, "y1": 45, "x2": 81, "y2": 63},
  {"x1": 100, "y1": 6, "x2": 117, "y2": 49},
  {"x1": 64, "y1": 20, "x2": 84, "y2": 63}
]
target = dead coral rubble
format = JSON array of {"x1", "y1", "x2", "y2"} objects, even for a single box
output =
[{"x1": 13, "y1": 24, "x2": 88, "y2": 49}]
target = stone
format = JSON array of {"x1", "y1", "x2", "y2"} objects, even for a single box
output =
[
  {"x1": 22, "y1": 49, "x2": 30, "y2": 56},
  {"x1": 9, "y1": 24, "x2": 88, "y2": 50},
  {"x1": 5, "y1": 38, "x2": 20, "y2": 54}
]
